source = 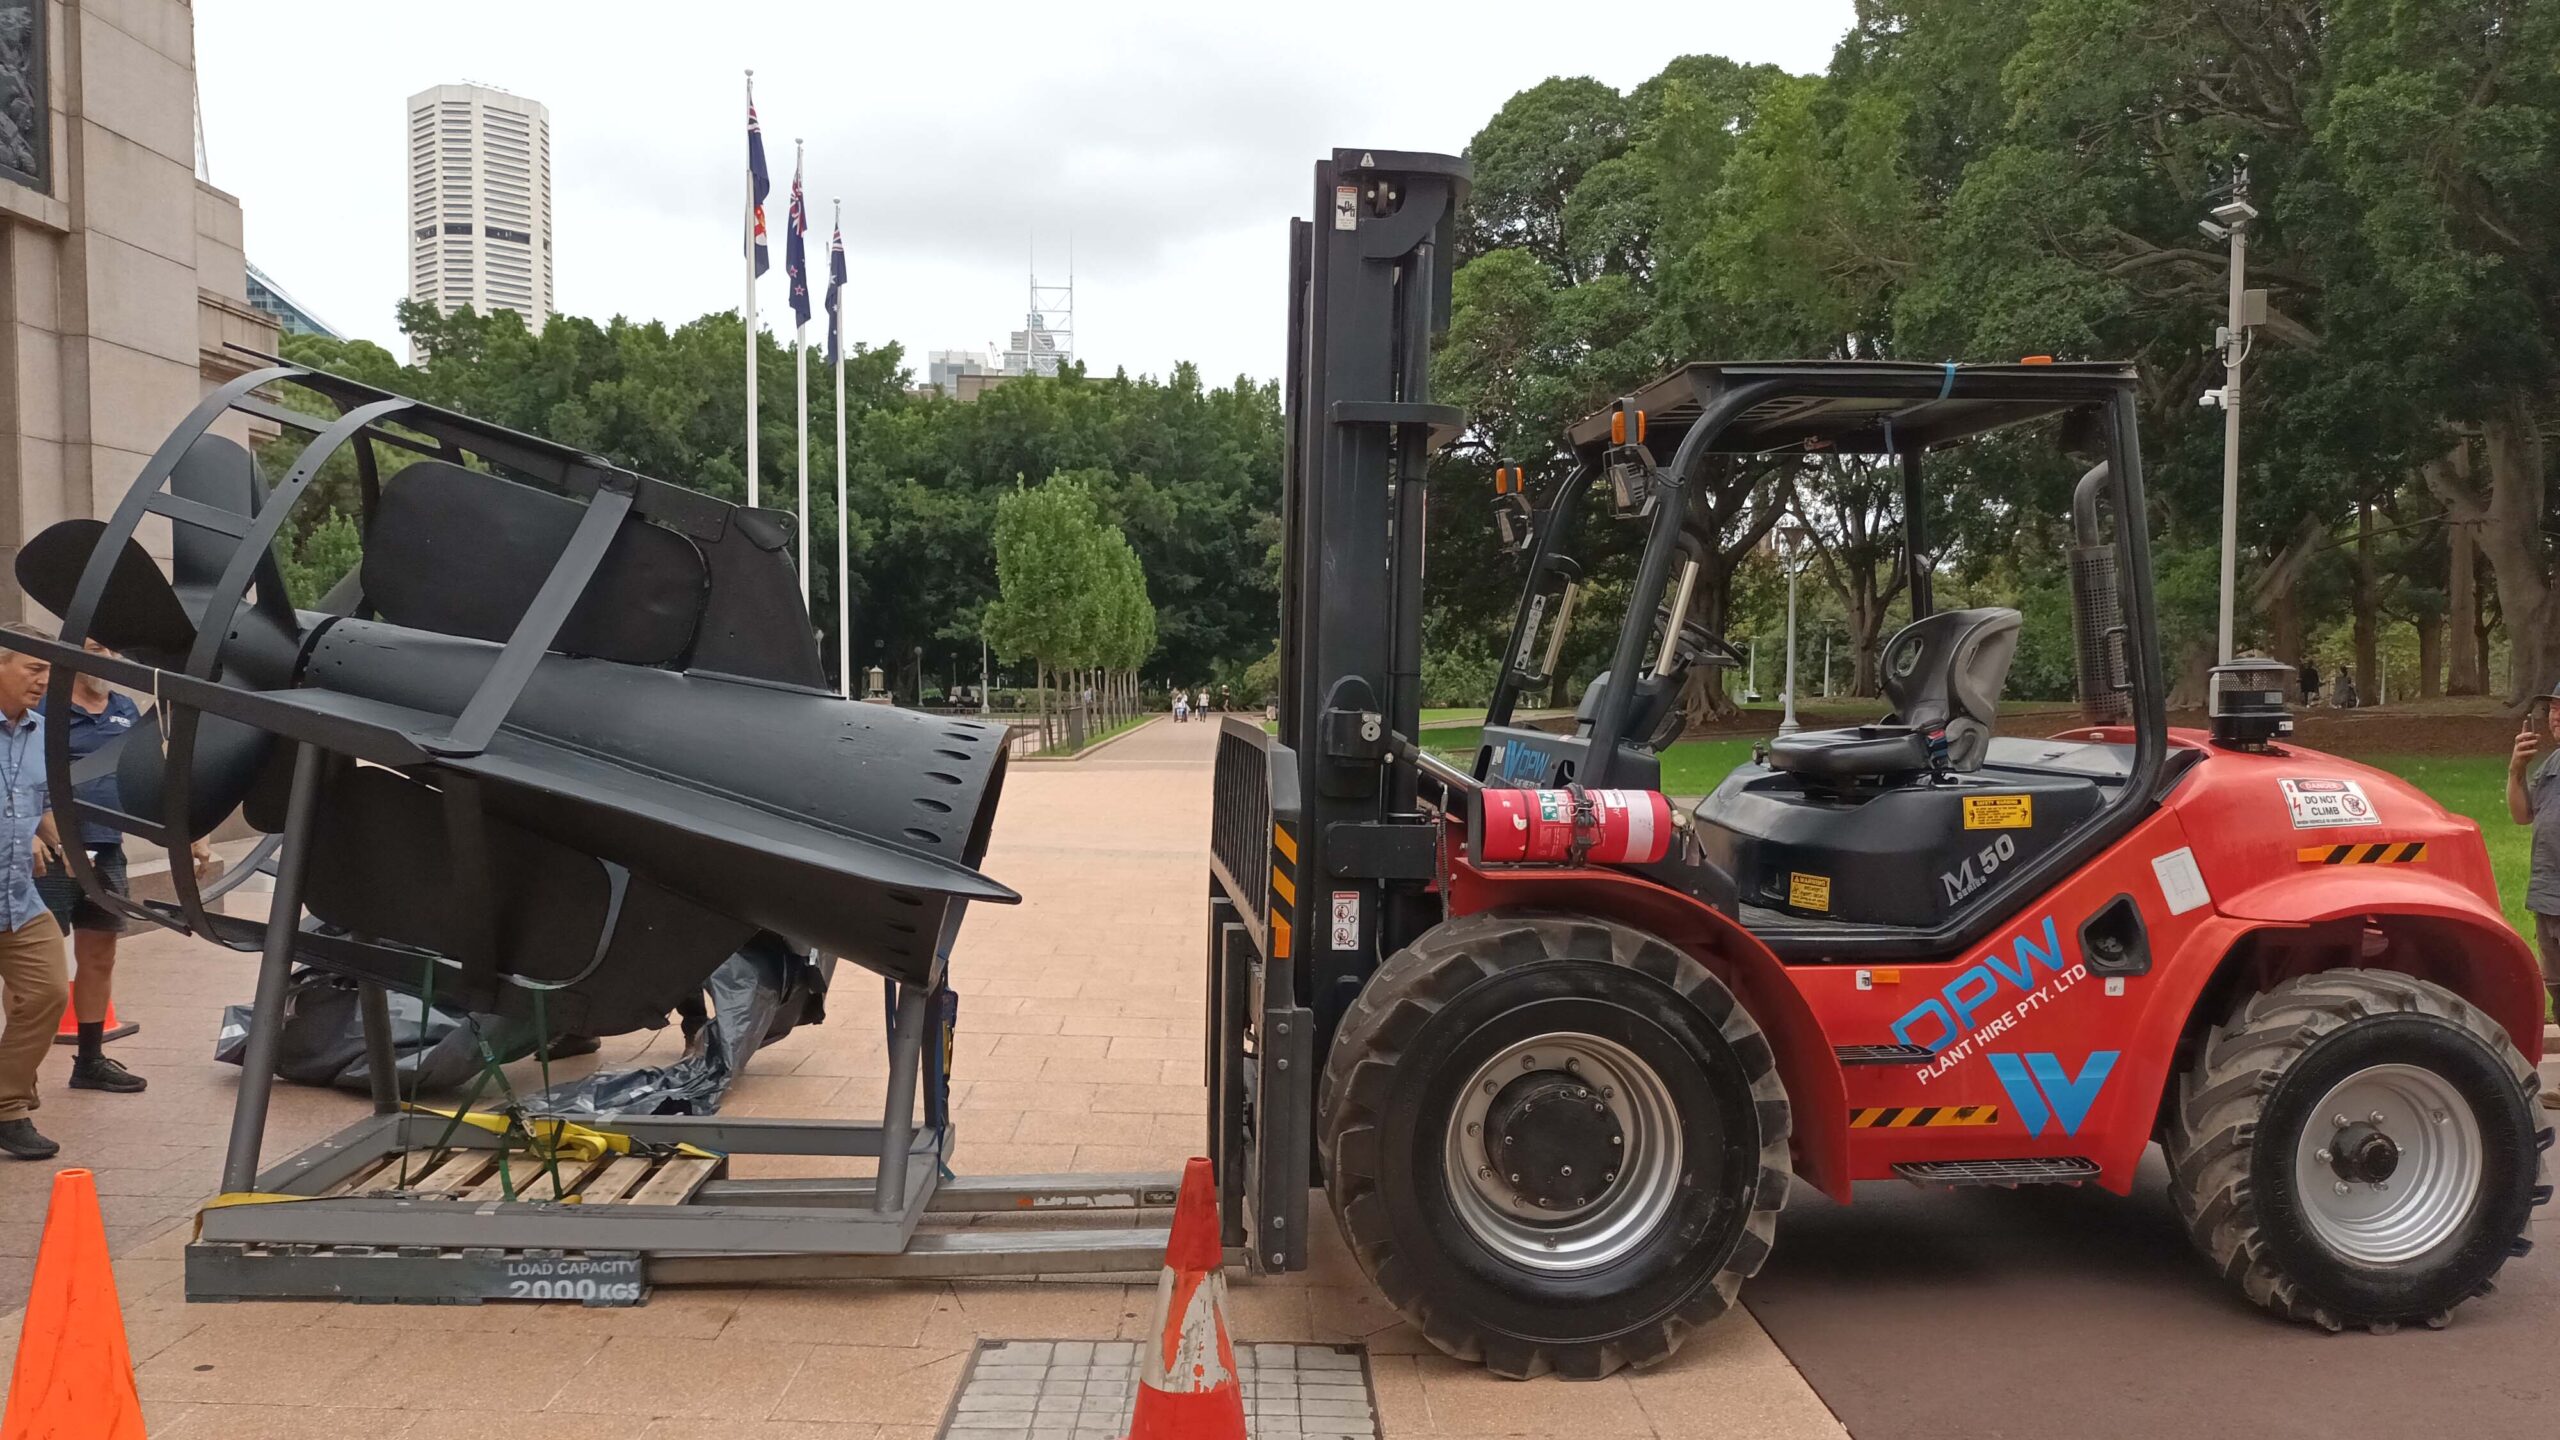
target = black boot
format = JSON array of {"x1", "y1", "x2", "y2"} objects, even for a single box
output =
[
  {"x1": 69, "y1": 1055, "x2": 147, "y2": 1093},
  {"x1": 0, "y1": 1118, "x2": 59, "y2": 1160}
]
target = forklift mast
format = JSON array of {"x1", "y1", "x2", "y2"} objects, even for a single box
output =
[
  {"x1": 1204, "y1": 149, "x2": 1468, "y2": 1272},
  {"x1": 1274, "y1": 149, "x2": 1469, "y2": 1037}
]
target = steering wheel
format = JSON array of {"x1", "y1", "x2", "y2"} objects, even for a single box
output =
[{"x1": 1651, "y1": 611, "x2": 1744, "y2": 673}]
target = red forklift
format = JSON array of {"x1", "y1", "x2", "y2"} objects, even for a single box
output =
[{"x1": 1208, "y1": 147, "x2": 2551, "y2": 1379}]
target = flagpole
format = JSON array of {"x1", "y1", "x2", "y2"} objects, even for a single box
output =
[
  {"x1": 794, "y1": 139, "x2": 811, "y2": 608},
  {"x1": 742, "y1": 70, "x2": 759, "y2": 510},
  {"x1": 832, "y1": 198, "x2": 851, "y2": 699}
]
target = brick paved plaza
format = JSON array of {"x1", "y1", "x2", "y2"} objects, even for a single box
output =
[{"x1": 0, "y1": 717, "x2": 1844, "y2": 1439}]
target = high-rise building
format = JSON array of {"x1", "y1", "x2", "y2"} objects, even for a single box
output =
[
  {"x1": 1001, "y1": 268, "x2": 1073, "y2": 377},
  {"x1": 405, "y1": 84, "x2": 552, "y2": 342}
]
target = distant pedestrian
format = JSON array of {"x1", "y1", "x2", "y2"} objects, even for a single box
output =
[
  {"x1": 2300, "y1": 659, "x2": 2321, "y2": 706},
  {"x1": 2506, "y1": 684, "x2": 2560, "y2": 1107},
  {"x1": 0, "y1": 625, "x2": 69, "y2": 1160},
  {"x1": 2331, "y1": 668, "x2": 2357, "y2": 709},
  {"x1": 1218, "y1": 685, "x2": 1231, "y2": 713},
  {"x1": 1172, "y1": 692, "x2": 1189, "y2": 724}
]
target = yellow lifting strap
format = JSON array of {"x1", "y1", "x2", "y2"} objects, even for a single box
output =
[
  {"x1": 397, "y1": 1105, "x2": 721, "y2": 1165},
  {"x1": 195, "y1": 1109, "x2": 717, "y2": 1230}
]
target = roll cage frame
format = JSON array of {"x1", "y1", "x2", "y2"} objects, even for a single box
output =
[{"x1": 1479, "y1": 360, "x2": 2171, "y2": 960}]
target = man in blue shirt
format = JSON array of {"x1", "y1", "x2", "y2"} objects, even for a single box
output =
[{"x1": 0, "y1": 624, "x2": 70, "y2": 1160}]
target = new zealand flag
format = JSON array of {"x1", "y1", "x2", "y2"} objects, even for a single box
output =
[
  {"x1": 785, "y1": 154, "x2": 811, "y2": 328},
  {"x1": 825, "y1": 219, "x2": 847, "y2": 367},
  {"x1": 747, "y1": 97, "x2": 770, "y2": 276}
]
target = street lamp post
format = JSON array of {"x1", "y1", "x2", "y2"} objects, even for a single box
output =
[
  {"x1": 1779, "y1": 525, "x2": 1807, "y2": 737},
  {"x1": 2201, "y1": 157, "x2": 2263, "y2": 666}
]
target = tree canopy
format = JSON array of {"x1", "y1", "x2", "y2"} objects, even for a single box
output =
[{"x1": 273, "y1": 303, "x2": 1274, "y2": 696}]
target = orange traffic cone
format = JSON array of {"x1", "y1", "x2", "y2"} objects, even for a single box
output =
[
  {"x1": 52, "y1": 1003, "x2": 137, "y2": 1045},
  {"x1": 1125, "y1": 1157, "x2": 1246, "y2": 1440},
  {"x1": 1, "y1": 1169, "x2": 145, "y2": 1440}
]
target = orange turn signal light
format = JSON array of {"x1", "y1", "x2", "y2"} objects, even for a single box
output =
[
  {"x1": 2020, "y1": 354, "x2": 2055, "y2": 366},
  {"x1": 1610, "y1": 409, "x2": 1646, "y2": 445}
]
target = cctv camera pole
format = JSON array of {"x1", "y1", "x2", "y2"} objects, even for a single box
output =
[{"x1": 2213, "y1": 183, "x2": 2252, "y2": 666}]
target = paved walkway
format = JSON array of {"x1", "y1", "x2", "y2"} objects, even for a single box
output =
[{"x1": 0, "y1": 715, "x2": 1844, "y2": 1439}]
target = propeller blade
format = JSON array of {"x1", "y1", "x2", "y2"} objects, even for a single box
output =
[
  {"x1": 168, "y1": 434, "x2": 293, "y2": 628},
  {"x1": 13, "y1": 522, "x2": 194, "y2": 665},
  {"x1": 68, "y1": 733, "x2": 124, "y2": 787},
  {"x1": 113, "y1": 710, "x2": 277, "y2": 842}
]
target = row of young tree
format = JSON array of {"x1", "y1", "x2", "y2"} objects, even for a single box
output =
[
  {"x1": 984, "y1": 475, "x2": 1158, "y2": 746},
  {"x1": 1428, "y1": 0, "x2": 2560, "y2": 713},
  {"x1": 269, "y1": 302, "x2": 1281, "y2": 698}
]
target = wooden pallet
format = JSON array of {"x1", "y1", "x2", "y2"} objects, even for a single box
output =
[{"x1": 321, "y1": 1149, "x2": 723, "y2": 1206}]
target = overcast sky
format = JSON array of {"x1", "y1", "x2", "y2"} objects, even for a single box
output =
[{"x1": 195, "y1": 1, "x2": 1854, "y2": 387}]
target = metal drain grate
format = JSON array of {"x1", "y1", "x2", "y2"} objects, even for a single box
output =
[{"x1": 942, "y1": 1339, "x2": 1378, "y2": 1440}]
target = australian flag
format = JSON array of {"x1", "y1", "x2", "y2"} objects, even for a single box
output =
[
  {"x1": 785, "y1": 152, "x2": 811, "y2": 328},
  {"x1": 746, "y1": 93, "x2": 770, "y2": 276},
  {"x1": 825, "y1": 217, "x2": 847, "y2": 367}
]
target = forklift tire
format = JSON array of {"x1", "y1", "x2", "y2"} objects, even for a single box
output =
[
  {"x1": 1318, "y1": 912, "x2": 1791, "y2": 1379},
  {"x1": 2163, "y1": 968, "x2": 2552, "y2": 1332}
]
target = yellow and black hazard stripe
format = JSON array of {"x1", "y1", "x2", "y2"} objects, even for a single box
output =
[
  {"x1": 1848, "y1": 1105, "x2": 2001, "y2": 1129},
  {"x1": 2297, "y1": 841, "x2": 2428, "y2": 866},
  {"x1": 1270, "y1": 823, "x2": 1298, "y2": 957}
]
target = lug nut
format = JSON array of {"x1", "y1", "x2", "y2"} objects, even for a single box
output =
[
  {"x1": 1467, "y1": 1122, "x2": 1479, "y2": 1136},
  {"x1": 2369, "y1": 1110, "x2": 2386, "y2": 1125},
  {"x1": 1611, "y1": 1135, "x2": 1622, "y2": 1146},
  {"x1": 1509, "y1": 1173, "x2": 1520, "y2": 1183},
  {"x1": 2376, "y1": 1179, "x2": 2388, "y2": 1192},
  {"x1": 1485, "y1": 1081, "x2": 1498, "y2": 1095},
  {"x1": 2334, "y1": 1113, "x2": 2350, "y2": 1127},
  {"x1": 1478, "y1": 1166, "x2": 1492, "y2": 1179},
  {"x1": 2433, "y1": 1110, "x2": 2451, "y2": 1125},
  {"x1": 1522, "y1": 1055, "x2": 1536, "y2": 1068},
  {"x1": 1604, "y1": 1172, "x2": 1616, "y2": 1183},
  {"x1": 1561, "y1": 1166, "x2": 1573, "y2": 1178},
  {"x1": 2316, "y1": 1148, "x2": 2332, "y2": 1163},
  {"x1": 2334, "y1": 1181, "x2": 2350, "y2": 1195}
]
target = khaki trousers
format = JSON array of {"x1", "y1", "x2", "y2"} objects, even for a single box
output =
[{"x1": 0, "y1": 911, "x2": 67, "y2": 1122}]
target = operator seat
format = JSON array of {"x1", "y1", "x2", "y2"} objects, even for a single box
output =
[{"x1": 1766, "y1": 607, "x2": 2022, "y2": 782}]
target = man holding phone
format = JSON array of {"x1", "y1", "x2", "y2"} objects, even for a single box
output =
[{"x1": 2505, "y1": 688, "x2": 2560, "y2": 1093}]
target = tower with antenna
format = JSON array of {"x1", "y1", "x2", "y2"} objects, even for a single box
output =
[{"x1": 1004, "y1": 241, "x2": 1074, "y2": 377}]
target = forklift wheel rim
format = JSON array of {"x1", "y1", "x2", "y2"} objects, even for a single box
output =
[
  {"x1": 2291, "y1": 1062, "x2": 2483, "y2": 1266},
  {"x1": 1442, "y1": 1030, "x2": 1684, "y2": 1273}
]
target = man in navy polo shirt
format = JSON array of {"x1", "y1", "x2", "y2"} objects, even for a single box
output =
[
  {"x1": 35, "y1": 639, "x2": 213, "y2": 1095},
  {"x1": 37, "y1": 640, "x2": 145, "y2": 1092}
]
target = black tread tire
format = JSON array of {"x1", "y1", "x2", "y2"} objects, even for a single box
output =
[
  {"x1": 2161, "y1": 967, "x2": 2553, "y2": 1332},
  {"x1": 1318, "y1": 911, "x2": 1792, "y2": 1379}
]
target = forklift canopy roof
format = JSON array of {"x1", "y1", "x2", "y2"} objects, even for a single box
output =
[{"x1": 1566, "y1": 360, "x2": 2139, "y2": 459}]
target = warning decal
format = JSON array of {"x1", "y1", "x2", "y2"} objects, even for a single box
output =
[
  {"x1": 1330, "y1": 891, "x2": 1360, "y2": 950},
  {"x1": 1789, "y1": 872, "x2": 1833, "y2": 912},
  {"x1": 1962, "y1": 795, "x2": 2034, "y2": 830},
  {"x1": 1849, "y1": 1105, "x2": 2000, "y2": 1129},
  {"x1": 2278, "y1": 777, "x2": 2380, "y2": 829}
]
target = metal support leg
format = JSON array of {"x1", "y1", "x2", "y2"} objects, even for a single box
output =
[
  {"x1": 358, "y1": 981, "x2": 399, "y2": 1115},
  {"x1": 874, "y1": 982, "x2": 935, "y2": 1214},
  {"x1": 219, "y1": 744, "x2": 322, "y2": 1195}
]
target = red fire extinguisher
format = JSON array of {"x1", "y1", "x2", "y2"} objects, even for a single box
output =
[{"x1": 1479, "y1": 786, "x2": 1674, "y2": 866}]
